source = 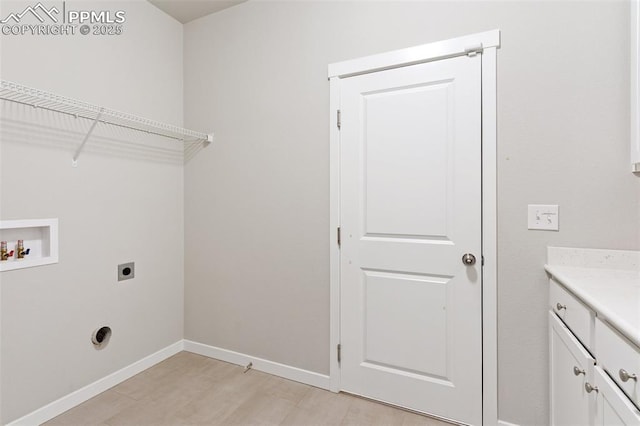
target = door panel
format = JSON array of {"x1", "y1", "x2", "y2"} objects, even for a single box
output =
[
  {"x1": 363, "y1": 81, "x2": 452, "y2": 238},
  {"x1": 340, "y1": 54, "x2": 482, "y2": 425},
  {"x1": 362, "y1": 270, "x2": 450, "y2": 379}
]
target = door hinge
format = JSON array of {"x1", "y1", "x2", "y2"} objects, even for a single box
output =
[
  {"x1": 337, "y1": 343, "x2": 341, "y2": 364},
  {"x1": 465, "y1": 44, "x2": 483, "y2": 57},
  {"x1": 482, "y1": 255, "x2": 485, "y2": 266},
  {"x1": 337, "y1": 226, "x2": 341, "y2": 247},
  {"x1": 337, "y1": 110, "x2": 341, "y2": 129}
]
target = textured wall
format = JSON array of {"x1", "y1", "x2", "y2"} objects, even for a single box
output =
[
  {"x1": 183, "y1": 2, "x2": 639, "y2": 425},
  {"x1": 0, "y1": 1, "x2": 184, "y2": 422}
]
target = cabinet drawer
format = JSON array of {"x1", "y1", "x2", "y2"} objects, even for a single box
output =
[
  {"x1": 593, "y1": 366, "x2": 640, "y2": 425},
  {"x1": 550, "y1": 279, "x2": 594, "y2": 351},
  {"x1": 596, "y1": 319, "x2": 640, "y2": 409}
]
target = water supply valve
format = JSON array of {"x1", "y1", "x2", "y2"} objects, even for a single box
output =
[
  {"x1": 0, "y1": 241, "x2": 14, "y2": 261},
  {"x1": 16, "y1": 240, "x2": 30, "y2": 259}
]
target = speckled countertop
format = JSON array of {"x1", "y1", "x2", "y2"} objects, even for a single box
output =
[{"x1": 545, "y1": 247, "x2": 640, "y2": 349}]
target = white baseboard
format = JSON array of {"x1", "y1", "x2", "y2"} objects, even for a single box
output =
[
  {"x1": 183, "y1": 339, "x2": 331, "y2": 390},
  {"x1": 6, "y1": 337, "x2": 509, "y2": 426},
  {"x1": 6, "y1": 341, "x2": 184, "y2": 426}
]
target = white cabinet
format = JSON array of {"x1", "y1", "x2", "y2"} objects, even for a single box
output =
[
  {"x1": 549, "y1": 279, "x2": 640, "y2": 426},
  {"x1": 550, "y1": 312, "x2": 595, "y2": 426},
  {"x1": 592, "y1": 367, "x2": 640, "y2": 425},
  {"x1": 596, "y1": 319, "x2": 640, "y2": 409}
]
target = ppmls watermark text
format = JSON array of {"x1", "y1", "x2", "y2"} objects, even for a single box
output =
[{"x1": 0, "y1": 2, "x2": 126, "y2": 36}]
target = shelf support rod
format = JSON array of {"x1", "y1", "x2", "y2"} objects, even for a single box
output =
[{"x1": 72, "y1": 108, "x2": 104, "y2": 167}]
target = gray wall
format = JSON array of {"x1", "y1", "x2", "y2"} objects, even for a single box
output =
[
  {"x1": 0, "y1": 1, "x2": 184, "y2": 422},
  {"x1": 183, "y1": 2, "x2": 640, "y2": 425},
  {"x1": 0, "y1": 1, "x2": 636, "y2": 424}
]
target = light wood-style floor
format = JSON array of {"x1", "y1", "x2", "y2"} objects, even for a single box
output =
[{"x1": 44, "y1": 351, "x2": 452, "y2": 426}]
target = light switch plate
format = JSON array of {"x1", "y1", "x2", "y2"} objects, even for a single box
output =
[{"x1": 528, "y1": 204, "x2": 559, "y2": 231}]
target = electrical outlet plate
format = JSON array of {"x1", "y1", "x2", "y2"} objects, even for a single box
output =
[
  {"x1": 528, "y1": 204, "x2": 559, "y2": 231},
  {"x1": 118, "y1": 262, "x2": 135, "y2": 281}
]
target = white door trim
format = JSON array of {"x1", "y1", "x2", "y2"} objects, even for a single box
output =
[
  {"x1": 328, "y1": 30, "x2": 500, "y2": 425},
  {"x1": 328, "y1": 30, "x2": 500, "y2": 79}
]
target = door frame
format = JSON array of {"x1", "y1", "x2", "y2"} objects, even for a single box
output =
[{"x1": 328, "y1": 30, "x2": 500, "y2": 425}]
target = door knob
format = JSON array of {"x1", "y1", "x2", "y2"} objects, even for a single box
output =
[
  {"x1": 573, "y1": 366, "x2": 585, "y2": 376},
  {"x1": 462, "y1": 253, "x2": 476, "y2": 266}
]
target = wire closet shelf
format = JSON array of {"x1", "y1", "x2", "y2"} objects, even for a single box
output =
[{"x1": 0, "y1": 79, "x2": 213, "y2": 164}]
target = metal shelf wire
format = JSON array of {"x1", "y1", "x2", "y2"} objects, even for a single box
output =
[{"x1": 0, "y1": 79, "x2": 213, "y2": 164}]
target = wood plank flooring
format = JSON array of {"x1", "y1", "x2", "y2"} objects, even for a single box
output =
[{"x1": 44, "y1": 351, "x2": 452, "y2": 426}]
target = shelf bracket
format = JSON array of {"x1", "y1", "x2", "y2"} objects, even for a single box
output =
[{"x1": 72, "y1": 108, "x2": 104, "y2": 167}]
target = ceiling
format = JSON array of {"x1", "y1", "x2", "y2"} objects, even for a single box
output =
[{"x1": 148, "y1": 0, "x2": 247, "y2": 23}]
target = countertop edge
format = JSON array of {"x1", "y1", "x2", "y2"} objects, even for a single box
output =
[{"x1": 545, "y1": 264, "x2": 640, "y2": 350}]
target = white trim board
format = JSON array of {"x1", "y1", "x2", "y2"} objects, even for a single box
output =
[
  {"x1": 5, "y1": 336, "x2": 506, "y2": 425},
  {"x1": 631, "y1": 0, "x2": 640, "y2": 171},
  {"x1": 183, "y1": 340, "x2": 331, "y2": 390},
  {"x1": 328, "y1": 74, "x2": 341, "y2": 394},
  {"x1": 6, "y1": 341, "x2": 183, "y2": 426},
  {"x1": 6, "y1": 340, "x2": 330, "y2": 426},
  {"x1": 328, "y1": 30, "x2": 500, "y2": 78},
  {"x1": 328, "y1": 30, "x2": 500, "y2": 425},
  {"x1": 481, "y1": 43, "x2": 499, "y2": 426}
]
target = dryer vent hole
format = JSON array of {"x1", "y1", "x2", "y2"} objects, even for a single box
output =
[{"x1": 92, "y1": 326, "x2": 112, "y2": 349}]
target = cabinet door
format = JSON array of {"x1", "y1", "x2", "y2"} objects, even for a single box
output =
[
  {"x1": 550, "y1": 312, "x2": 595, "y2": 426},
  {"x1": 593, "y1": 367, "x2": 640, "y2": 425},
  {"x1": 595, "y1": 319, "x2": 640, "y2": 409}
]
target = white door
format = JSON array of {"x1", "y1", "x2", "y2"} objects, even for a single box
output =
[{"x1": 339, "y1": 54, "x2": 482, "y2": 425}]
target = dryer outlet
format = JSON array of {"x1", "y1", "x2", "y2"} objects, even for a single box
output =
[{"x1": 118, "y1": 262, "x2": 135, "y2": 281}]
